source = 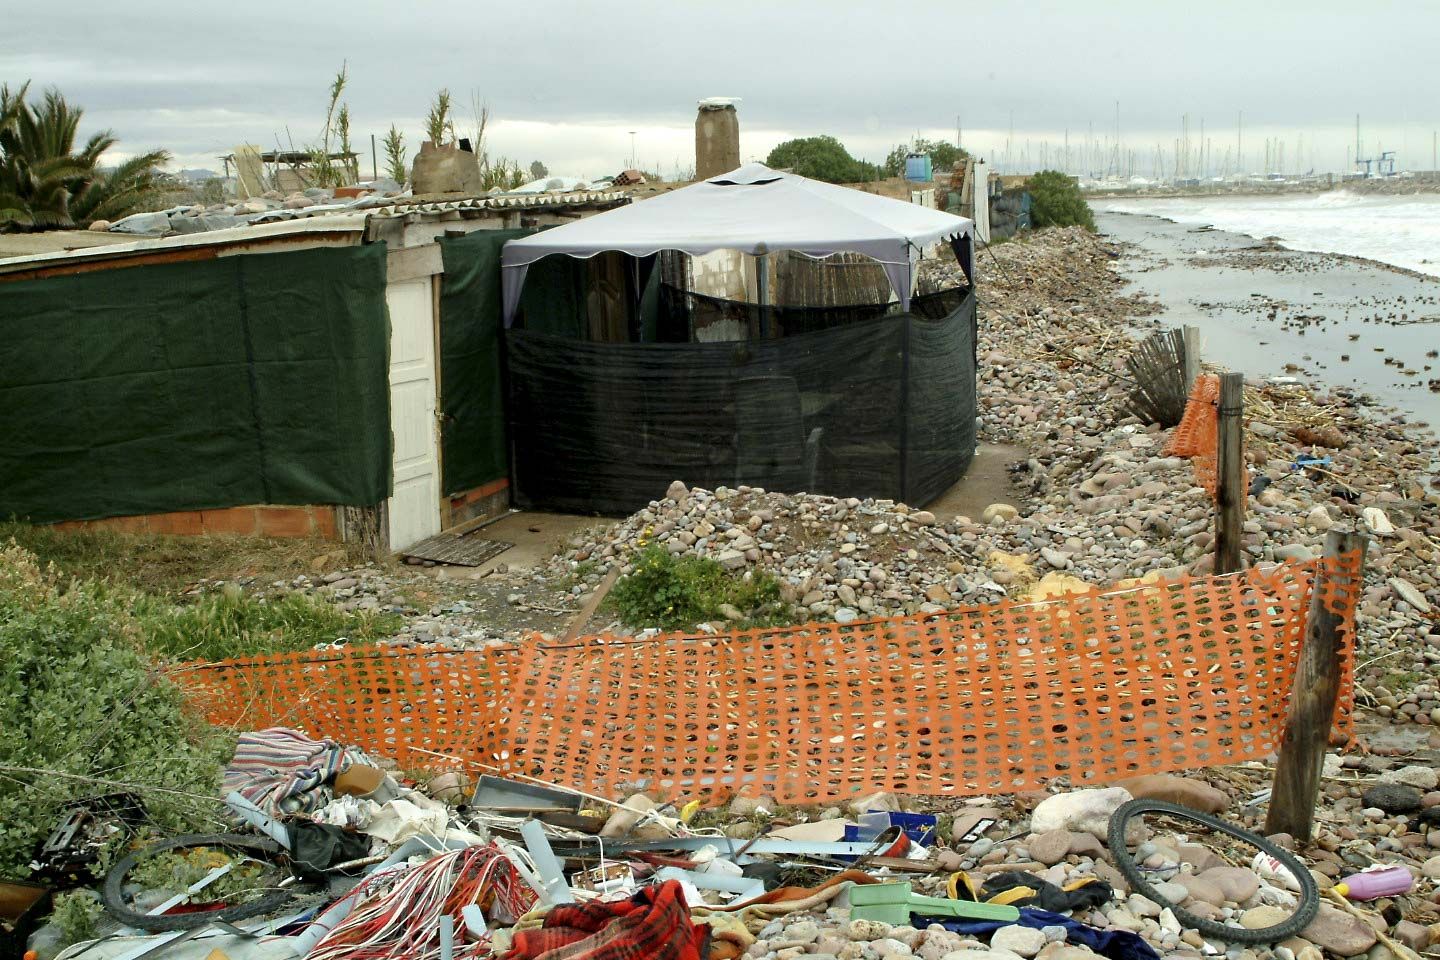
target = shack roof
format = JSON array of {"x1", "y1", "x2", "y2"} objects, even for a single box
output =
[{"x1": 500, "y1": 163, "x2": 973, "y2": 323}]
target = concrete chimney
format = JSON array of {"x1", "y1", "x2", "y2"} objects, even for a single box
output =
[{"x1": 695, "y1": 99, "x2": 740, "y2": 181}]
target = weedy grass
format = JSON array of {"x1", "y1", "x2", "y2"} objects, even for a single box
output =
[{"x1": 607, "y1": 545, "x2": 794, "y2": 630}]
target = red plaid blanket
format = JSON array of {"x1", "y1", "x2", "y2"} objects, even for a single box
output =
[{"x1": 504, "y1": 881, "x2": 708, "y2": 960}]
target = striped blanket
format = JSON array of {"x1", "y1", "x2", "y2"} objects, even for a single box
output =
[{"x1": 223, "y1": 727, "x2": 352, "y2": 816}]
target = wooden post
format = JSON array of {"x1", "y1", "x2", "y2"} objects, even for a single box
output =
[
  {"x1": 1182, "y1": 326, "x2": 1201, "y2": 389},
  {"x1": 1266, "y1": 529, "x2": 1368, "y2": 841},
  {"x1": 1214, "y1": 372, "x2": 1246, "y2": 574}
]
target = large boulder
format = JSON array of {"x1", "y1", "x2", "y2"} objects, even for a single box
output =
[
  {"x1": 1030, "y1": 787, "x2": 1132, "y2": 839},
  {"x1": 1112, "y1": 774, "x2": 1229, "y2": 814}
]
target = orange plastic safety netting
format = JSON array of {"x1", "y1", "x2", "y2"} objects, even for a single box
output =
[
  {"x1": 169, "y1": 555, "x2": 1361, "y2": 803},
  {"x1": 1167, "y1": 373, "x2": 1220, "y2": 498}
]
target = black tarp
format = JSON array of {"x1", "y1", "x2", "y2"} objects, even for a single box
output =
[
  {"x1": 438, "y1": 228, "x2": 529, "y2": 494},
  {"x1": 0, "y1": 244, "x2": 391, "y2": 523},
  {"x1": 505, "y1": 289, "x2": 975, "y2": 514}
]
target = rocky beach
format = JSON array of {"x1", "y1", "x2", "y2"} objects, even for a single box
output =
[{"x1": 279, "y1": 225, "x2": 1440, "y2": 731}]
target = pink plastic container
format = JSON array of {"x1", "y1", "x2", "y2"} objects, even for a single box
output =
[{"x1": 1333, "y1": 865, "x2": 1413, "y2": 901}]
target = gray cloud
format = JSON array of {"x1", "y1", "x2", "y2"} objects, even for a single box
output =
[{"x1": 4, "y1": 0, "x2": 1435, "y2": 175}]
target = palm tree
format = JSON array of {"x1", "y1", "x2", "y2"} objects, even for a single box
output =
[{"x1": 0, "y1": 82, "x2": 171, "y2": 230}]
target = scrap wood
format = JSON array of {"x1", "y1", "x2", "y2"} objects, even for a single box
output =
[{"x1": 561, "y1": 568, "x2": 620, "y2": 643}]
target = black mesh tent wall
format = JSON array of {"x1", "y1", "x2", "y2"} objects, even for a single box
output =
[{"x1": 505, "y1": 289, "x2": 975, "y2": 515}]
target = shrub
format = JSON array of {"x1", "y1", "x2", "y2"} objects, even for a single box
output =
[
  {"x1": 609, "y1": 546, "x2": 792, "y2": 630},
  {"x1": 133, "y1": 588, "x2": 401, "y2": 663},
  {"x1": 1028, "y1": 169, "x2": 1096, "y2": 231},
  {"x1": 0, "y1": 543, "x2": 233, "y2": 875},
  {"x1": 764, "y1": 136, "x2": 879, "y2": 184}
]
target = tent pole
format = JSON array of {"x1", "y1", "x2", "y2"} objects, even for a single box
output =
[{"x1": 755, "y1": 243, "x2": 770, "y2": 339}]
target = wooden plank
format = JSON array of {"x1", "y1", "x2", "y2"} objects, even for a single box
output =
[
  {"x1": 1265, "y1": 529, "x2": 1368, "y2": 842},
  {"x1": 387, "y1": 243, "x2": 444, "y2": 283},
  {"x1": 402, "y1": 532, "x2": 511, "y2": 566},
  {"x1": 561, "y1": 568, "x2": 621, "y2": 643},
  {"x1": 1214, "y1": 372, "x2": 1246, "y2": 574}
]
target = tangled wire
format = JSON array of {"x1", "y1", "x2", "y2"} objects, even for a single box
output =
[{"x1": 307, "y1": 843, "x2": 537, "y2": 960}]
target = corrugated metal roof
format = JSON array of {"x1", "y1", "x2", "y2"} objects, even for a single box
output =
[
  {"x1": 0, "y1": 215, "x2": 370, "y2": 274},
  {"x1": 247, "y1": 190, "x2": 628, "y2": 226},
  {"x1": 0, "y1": 191, "x2": 630, "y2": 273}
]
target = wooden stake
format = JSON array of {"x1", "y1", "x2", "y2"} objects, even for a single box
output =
[
  {"x1": 1214, "y1": 372, "x2": 1246, "y2": 574},
  {"x1": 1182, "y1": 326, "x2": 1201, "y2": 389},
  {"x1": 1265, "y1": 528, "x2": 1368, "y2": 842},
  {"x1": 561, "y1": 567, "x2": 620, "y2": 643}
]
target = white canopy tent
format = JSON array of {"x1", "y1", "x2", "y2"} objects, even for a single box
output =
[{"x1": 500, "y1": 162, "x2": 974, "y2": 327}]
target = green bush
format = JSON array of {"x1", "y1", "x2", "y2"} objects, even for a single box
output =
[
  {"x1": 764, "y1": 136, "x2": 879, "y2": 183},
  {"x1": 1028, "y1": 169, "x2": 1096, "y2": 231},
  {"x1": 609, "y1": 546, "x2": 792, "y2": 630},
  {"x1": 884, "y1": 138, "x2": 967, "y2": 177},
  {"x1": 0, "y1": 543, "x2": 233, "y2": 875}
]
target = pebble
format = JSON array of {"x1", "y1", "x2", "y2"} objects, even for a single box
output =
[
  {"x1": 1300, "y1": 904, "x2": 1379, "y2": 956},
  {"x1": 1198, "y1": 867, "x2": 1260, "y2": 903},
  {"x1": 990, "y1": 926, "x2": 1048, "y2": 958},
  {"x1": 1362, "y1": 783, "x2": 1424, "y2": 814}
]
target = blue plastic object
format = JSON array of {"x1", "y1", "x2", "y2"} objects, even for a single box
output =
[
  {"x1": 904, "y1": 153, "x2": 933, "y2": 182},
  {"x1": 843, "y1": 811, "x2": 937, "y2": 846},
  {"x1": 1292, "y1": 454, "x2": 1332, "y2": 472}
]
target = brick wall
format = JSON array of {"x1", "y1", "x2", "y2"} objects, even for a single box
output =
[
  {"x1": 446, "y1": 478, "x2": 510, "y2": 528},
  {"x1": 49, "y1": 504, "x2": 340, "y2": 539}
]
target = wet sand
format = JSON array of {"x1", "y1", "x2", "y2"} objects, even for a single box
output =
[{"x1": 1096, "y1": 209, "x2": 1440, "y2": 429}]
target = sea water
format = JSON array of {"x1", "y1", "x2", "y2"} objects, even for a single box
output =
[{"x1": 1097, "y1": 190, "x2": 1440, "y2": 278}]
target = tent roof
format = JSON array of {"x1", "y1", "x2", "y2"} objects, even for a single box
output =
[{"x1": 500, "y1": 162, "x2": 973, "y2": 269}]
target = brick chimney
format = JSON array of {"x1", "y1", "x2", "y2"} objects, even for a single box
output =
[{"x1": 695, "y1": 99, "x2": 740, "y2": 180}]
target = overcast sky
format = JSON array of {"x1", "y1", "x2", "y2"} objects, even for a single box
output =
[{"x1": 5, "y1": 0, "x2": 1437, "y2": 180}]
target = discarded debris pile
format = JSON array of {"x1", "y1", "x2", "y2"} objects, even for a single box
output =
[{"x1": 16, "y1": 727, "x2": 1439, "y2": 960}]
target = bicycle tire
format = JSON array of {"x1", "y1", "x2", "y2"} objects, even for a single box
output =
[
  {"x1": 103, "y1": 833, "x2": 302, "y2": 932},
  {"x1": 1107, "y1": 799, "x2": 1320, "y2": 945}
]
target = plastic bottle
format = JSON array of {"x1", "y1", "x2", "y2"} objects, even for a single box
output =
[
  {"x1": 1332, "y1": 865, "x2": 1414, "y2": 901},
  {"x1": 1252, "y1": 851, "x2": 1302, "y2": 893}
]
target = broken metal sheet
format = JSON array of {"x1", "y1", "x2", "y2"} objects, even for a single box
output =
[
  {"x1": 401, "y1": 532, "x2": 512, "y2": 567},
  {"x1": 471, "y1": 775, "x2": 583, "y2": 813}
]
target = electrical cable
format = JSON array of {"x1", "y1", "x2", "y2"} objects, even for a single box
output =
[
  {"x1": 305, "y1": 842, "x2": 537, "y2": 960},
  {"x1": 1107, "y1": 799, "x2": 1319, "y2": 944}
]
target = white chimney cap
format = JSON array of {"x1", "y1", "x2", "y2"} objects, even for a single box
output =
[{"x1": 698, "y1": 97, "x2": 741, "y2": 109}]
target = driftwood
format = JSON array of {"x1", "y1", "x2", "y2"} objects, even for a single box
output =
[{"x1": 1122, "y1": 328, "x2": 1189, "y2": 427}]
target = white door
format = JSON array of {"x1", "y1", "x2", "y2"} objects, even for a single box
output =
[{"x1": 385, "y1": 278, "x2": 442, "y2": 551}]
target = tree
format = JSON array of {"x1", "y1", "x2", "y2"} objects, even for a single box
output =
[
  {"x1": 383, "y1": 125, "x2": 407, "y2": 185},
  {"x1": 528, "y1": 160, "x2": 548, "y2": 180},
  {"x1": 884, "y1": 137, "x2": 968, "y2": 177},
  {"x1": 425, "y1": 89, "x2": 455, "y2": 144},
  {"x1": 0, "y1": 82, "x2": 170, "y2": 230},
  {"x1": 307, "y1": 64, "x2": 351, "y2": 188},
  {"x1": 1028, "y1": 169, "x2": 1096, "y2": 231},
  {"x1": 764, "y1": 135, "x2": 878, "y2": 183}
]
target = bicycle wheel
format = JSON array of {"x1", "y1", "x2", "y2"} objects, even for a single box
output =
[
  {"x1": 1107, "y1": 799, "x2": 1319, "y2": 945},
  {"x1": 103, "y1": 833, "x2": 306, "y2": 932}
]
